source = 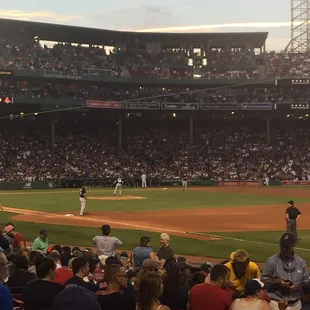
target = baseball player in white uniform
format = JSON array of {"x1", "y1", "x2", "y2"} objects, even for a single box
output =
[
  {"x1": 79, "y1": 185, "x2": 87, "y2": 216},
  {"x1": 141, "y1": 173, "x2": 147, "y2": 188},
  {"x1": 263, "y1": 176, "x2": 270, "y2": 187},
  {"x1": 114, "y1": 177, "x2": 123, "y2": 196}
]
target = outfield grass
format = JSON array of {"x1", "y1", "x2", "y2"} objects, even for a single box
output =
[
  {"x1": 1, "y1": 188, "x2": 310, "y2": 212},
  {"x1": 1, "y1": 188, "x2": 310, "y2": 263}
]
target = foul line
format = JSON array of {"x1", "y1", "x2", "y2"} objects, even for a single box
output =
[{"x1": 188, "y1": 232, "x2": 310, "y2": 252}]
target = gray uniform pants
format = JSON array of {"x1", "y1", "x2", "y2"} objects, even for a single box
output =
[{"x1": 287, "y1": 219, "x2": 297, "y2": 239}]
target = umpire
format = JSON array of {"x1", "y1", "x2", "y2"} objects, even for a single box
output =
[{"x1": 286, "y1": 200, "x2": 301, "y2": 240}]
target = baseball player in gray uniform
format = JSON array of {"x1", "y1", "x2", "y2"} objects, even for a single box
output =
[
  {"x1": 113, "y1": 177, "x2": 123, "y2": 197},
  {"x1": 79, "y1": 185, "x2": 87, "y2": 216}
]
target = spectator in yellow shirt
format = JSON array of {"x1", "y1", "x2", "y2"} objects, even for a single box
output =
[{"x1": 225, "y1": 249, "x2": 261, "y2": 295}]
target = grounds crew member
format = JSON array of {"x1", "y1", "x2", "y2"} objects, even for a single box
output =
[{"x1": 286, "y1": 200, "x2": 301, "y2": 240}]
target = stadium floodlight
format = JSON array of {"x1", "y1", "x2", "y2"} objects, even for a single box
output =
[{"x1": 285, "y1": 0, "x2": 310, "y2": 52}]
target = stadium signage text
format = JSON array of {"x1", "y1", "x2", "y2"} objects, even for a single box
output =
[
  {"x1": 122, "y1": 102, "x2": 160, "y2": 110},
  {"x1": 200, "y1": 103, "x2": 239, "y2": 110},
  {"x1": 0, "y1": 70, "x2": 13, "y2": 76},
  {"x1": 282, "y1": 180, "x2": 310, "y2": 186},
  {"x1": 43, "y1": 73, "x2": 83, "y2": 80},
  {"x1": 86, "y1": 100, "x2": 121, "y2": 109},
  {"x1": 161, "y1": 103, "x2": 199, "y2": 110},
  {"x1": 240, "y1": 103, "x2": 272, "y2": 111},
  {"x1": 290, "y1": 104, "x2": 310, "y2": 110},
  {"x1": 291, "y1": 79, "x2": 310, "y2": 85}
]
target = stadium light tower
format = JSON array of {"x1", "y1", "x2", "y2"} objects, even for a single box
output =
[{"x1": 285, "y1": 0, "x2": 310, "y2": 52}]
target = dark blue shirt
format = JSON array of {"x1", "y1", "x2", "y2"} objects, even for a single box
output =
[
  {"x1": 133, "y1": 246, "x2": 153, "y2": 267},
  {"x1": 0, "y1": 283, "x2": 13, "y2": 310}
]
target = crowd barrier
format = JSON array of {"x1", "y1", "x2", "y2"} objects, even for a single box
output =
[
  {"x1": 218, "y1": 180, "x2": 261, "y2": 187},
  {"x1": 0, "y1": 181, "x2": 55, "y2": 190},
  {"x1": 0, "y1": 179, "x2": 307, "y2": 190},
  {"x1": 282, "y1": 180, "x2": 310, "y2": 186}
]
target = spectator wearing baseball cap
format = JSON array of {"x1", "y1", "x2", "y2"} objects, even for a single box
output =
[
  {"x1": 225, "y1": 249, "x2": 261, "y2": 294},
  {"x1": 230, "y1": 280, "x2": 271, "y2": 310},
  {"x1": 32, "y1": 229, "x2": 49, "y2": 254},
  {"x1": 4, "y1": 224, "x2": 26, "y2": 252},
  {"x1": 52, "y1": 285, "x2": 101, "y2": 310},
  {"x1": 261, "y1": 233, "x2": 309, "y2": 310},
  {"x1": 92, "y1": 224, "x2": 123, "y2": 257}
]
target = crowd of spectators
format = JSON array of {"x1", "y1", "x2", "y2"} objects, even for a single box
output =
[
  {"x1": 0, "y1": 120, "x2": 310, "y2": 182},
  {"x1": 2, "y1": 38, "x2": 310, "y2": 80},
  {"x1": 2, "y1": 41, "x2": 122, "y2": 77},
  {"x1": 0, "y1": 221, "x2": 309, "y2": 310}
]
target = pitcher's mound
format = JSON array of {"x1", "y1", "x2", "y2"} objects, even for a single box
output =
[{"x1": 88, "y1": 195, "x2": 147, "y2": 201}]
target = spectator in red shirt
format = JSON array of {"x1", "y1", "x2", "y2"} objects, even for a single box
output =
[
  {"x1": 4, "y1": 225, "x2": 26, "y2": 252},
  {"x1": 188, "y1": 264, "x2": 232, "y2": 310}
]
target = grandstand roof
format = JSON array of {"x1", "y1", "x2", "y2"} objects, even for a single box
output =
[{"x1": 0, "y1": 18, "x2": 268, "y2": 48}]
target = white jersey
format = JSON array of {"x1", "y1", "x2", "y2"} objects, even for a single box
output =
[
  {"x1": 141, "y1": 174, "x2": 146, "y2": 181},
  {"x1": 117, "y1": 178, "x2": 122, "y2": 185}
]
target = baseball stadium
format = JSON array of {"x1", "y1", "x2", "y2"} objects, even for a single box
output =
[{"x1": 1, "y1": 11, "x2": 310, "y2": 309}]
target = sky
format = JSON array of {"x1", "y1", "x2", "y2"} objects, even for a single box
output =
[{"x1": 0, "y1": 0, "x2": 292, "y2": 51}]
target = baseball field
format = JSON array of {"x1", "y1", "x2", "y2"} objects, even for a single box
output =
[{"x1": 1, "y1": 186, "x2": 310, "y2": 264}]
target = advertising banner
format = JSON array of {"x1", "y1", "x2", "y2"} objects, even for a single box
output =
[
  {"x1": 282, "y1": 180, "x2": 310, "y2": 186},
  {"x1": 86, "y1": 100, "x2": 121, "y2": 109},
  {"x1": 161, "y1": 102, "x2": 199, "y2": 110},
  {"x1": 240, "y1": 103, "x2": 272, "y2": 110},
  {"x1": 276, "y1": 78, "x2": 310, "y2": 86},
  {"x1": 200, "y1": 103, "x2": 239, "y2": 110},
  {"x1": 0, "y1": 70, "x2": 13, "y2": 76},
  {"x1": 218, "y1": 181, "x2": 261, "y2": 187},
  {"x1": 122, "y1": 102, "x2": 160, "y2": 110}
]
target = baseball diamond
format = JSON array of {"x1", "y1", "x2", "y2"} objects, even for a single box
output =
[{"x1": 2, "y1": 13, "x2": 310, "y2": 310}]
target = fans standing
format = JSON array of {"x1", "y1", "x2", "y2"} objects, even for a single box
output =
[
  {"x1": 92, "y1": 224, "x2": 123, "y2": 257},
  {"x1": 156, "y1": 233, "x2": 174, "y2": 270},
  {"x1": 133, "y1": 236, "x2": 155, "y2": 267}
]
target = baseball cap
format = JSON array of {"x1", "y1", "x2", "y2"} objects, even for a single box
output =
[
  {"x1": 40, "y1": 229, "x2": 48, "y2": 236},
  {"x1": 4, "y1": 225, "x2": 14, "y2": 234},
  {"x1": 52, "y1": 286, "x2": 100, "y2": 310},
  {"x1": 244, "y1": 280, "x2": 263, "y2": 295},
  {"x1": 280, "y1": 233, "x2": 296, "y2": 246},
  {"x1": 230, "y1": 249, "x2": 250, "y2": 262},
  {"x1": 253, "y1": 278, "x2": 265, "y2": 288},
  {"x1": 288, "y1": 200, "x2": 294, "y2": 205},
  {"x1": 101, "y1": 224, "x2": 111, "y2": 235}
]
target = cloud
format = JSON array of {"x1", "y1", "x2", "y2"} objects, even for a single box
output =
[
  {"x1": 0, "y1": 10, "x2": 82, "y2": 23},
  {"x1": 135, "y1": 21, "x2": 293, "y2": 32}
]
